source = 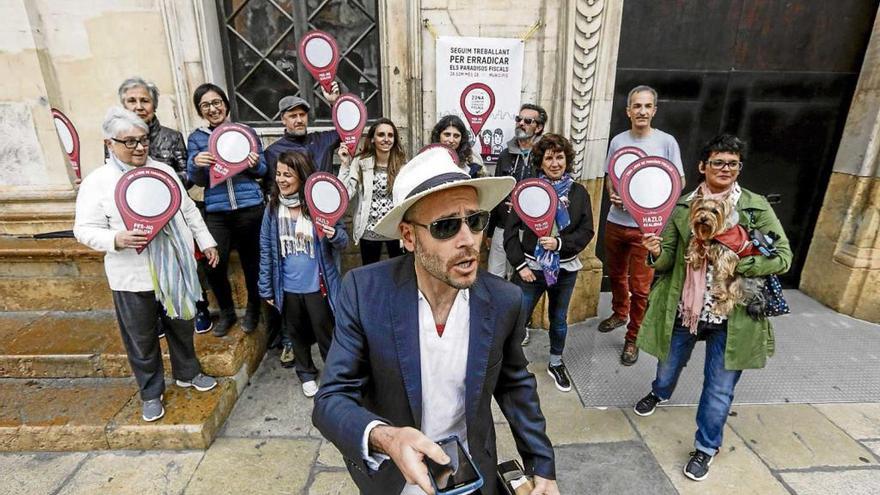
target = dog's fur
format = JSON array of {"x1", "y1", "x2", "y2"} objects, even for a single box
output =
[{"x1": 686, "y1": 197, "x2": 764, "y2": 317}]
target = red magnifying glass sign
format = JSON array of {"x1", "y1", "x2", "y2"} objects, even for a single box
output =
[
  {"x1": 114, "y1": 167, "x2": 182, "y2": 254},
  {"x1": 332, "y1": 94, "x2": 367, "y2": 156},
  {"x1": 298, "y1": 30, "x2": 340, "y2": 93},
  {"x1": 51, "y1": 108, "x2": 81, "y2": 180},
  {"x1": 459, "y1": 83, "x2": 495, "y2": 136},
  {"x1": 208, "y1": 123, "x2": 259, "y2": 188},
  {"x1": 511, "y1": 178, "x2": 558, "y2": 238},
  {"x1": 304, "y1": 172, "x2": 350, "y2": 239},
  {"x1": 607, "y1": 146, "x2": 646, "y2": 191},
  {"x1": 618, "y1": 156, "x2": 682, "y2": 235}
]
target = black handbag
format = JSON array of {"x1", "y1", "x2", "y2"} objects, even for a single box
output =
[{"x1": 745, "y1": 210, "x2": 790, "y2": 318}]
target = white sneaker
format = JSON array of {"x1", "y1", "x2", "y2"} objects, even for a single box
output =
[{"x1": 302, "y1": 380, "x2": 319, "y2": 398}]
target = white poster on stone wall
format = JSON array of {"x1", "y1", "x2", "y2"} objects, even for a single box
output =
[{"x1": 436, "y1": 36, "x2": 524, "y2": 167}]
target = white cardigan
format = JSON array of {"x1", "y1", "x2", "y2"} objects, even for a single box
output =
[
  {"x1": 74, "y1": 158, "x2": 216, "y2": 292},
  {"x1": 338, "y1": 154, "x2": 381, "y2": 244}
]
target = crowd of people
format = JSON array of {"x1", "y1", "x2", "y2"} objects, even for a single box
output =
[{"x1": 72, "y1": 75, "x2": 789, "y2": 490}]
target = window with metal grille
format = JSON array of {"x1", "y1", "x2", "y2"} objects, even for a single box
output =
[{"x1": 216, "y1": 0, "x2": 382, "y2": 127}]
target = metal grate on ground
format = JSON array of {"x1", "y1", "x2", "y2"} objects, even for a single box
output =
[{"x1": 564, "y1": 291, "x2": 880, "y2": 408}]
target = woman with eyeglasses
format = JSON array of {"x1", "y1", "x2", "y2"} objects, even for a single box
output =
[
  {"x1": 429, "y1": 115, "x2": 486, "y2": 178},
  {"x1": 337, "y1": 118, "x2": 407, "y2": 265},
  {"x1": 186, "y1": 83, "x2": 268, "y2": 337},
  {"x1": 504, "y1": 133, "x2": 594, "y2": 394},
  {"x1": 75, "y1": 107, "x2": 220, "y2": 422},
  {"x1": 258, "y1": 151, "x2": 348, "y2": 397}
]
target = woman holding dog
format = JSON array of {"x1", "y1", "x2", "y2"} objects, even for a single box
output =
[{"x1": 633, "y1": 134, "x2": 792, "y2": 482}]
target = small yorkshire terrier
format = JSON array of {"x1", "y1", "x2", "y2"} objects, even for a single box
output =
[{"x1": 686, "y1": 197, "x2": 765, "y2": 317}]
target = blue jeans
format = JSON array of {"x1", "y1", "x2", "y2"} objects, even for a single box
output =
[
  {"x1": 514, "y1": 268, "x2": 578, "y2": 356},
  {"x1": 651, "y1": 322, "x2": 743, "y2": 456}
]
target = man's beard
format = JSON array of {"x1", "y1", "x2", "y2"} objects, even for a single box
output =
[
  {"x1": 413, "y1": 236, "x2": 479, "y2": 290},
  {"x1": 289, "y1": 128, "x2": 307, "y2": 137},
  {"x1": 514, "y1": 128, "x2": 534, "y2": 140}
]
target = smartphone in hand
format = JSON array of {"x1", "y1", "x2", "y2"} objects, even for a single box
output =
[{"x1": 425, "y1": 435, "x2": 484, "y2": 495}]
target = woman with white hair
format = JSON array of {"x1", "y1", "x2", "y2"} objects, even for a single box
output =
[{"x1": 75, "y1": 107, "x2": 220, "y2": 422}]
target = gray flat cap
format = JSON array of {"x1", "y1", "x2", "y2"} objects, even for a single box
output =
[{"x1": 278, "y1": 95, "x2": 310, "y2": 114}]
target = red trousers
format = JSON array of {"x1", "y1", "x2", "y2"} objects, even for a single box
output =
[{"x1": 604, "y1": 222, "x2": 654, "y2": 342}]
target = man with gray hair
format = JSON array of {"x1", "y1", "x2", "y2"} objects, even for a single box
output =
[
  {"x1": 114, "y1": 76, "x2": 188, "y2": 185},
  {"x1": 600, "y1": 85, "x2": 684, "y2": 366}
]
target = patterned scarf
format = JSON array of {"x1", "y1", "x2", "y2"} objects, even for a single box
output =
[
  {"x1": 278, "y1": 193, "x2": 315, "y2": 258},
  {"x1": 109, "y1": 152, "x2": 201, "y2": 320},
  {"x1": 534, "y1": 173, "x2": 574, "y2": 286}
]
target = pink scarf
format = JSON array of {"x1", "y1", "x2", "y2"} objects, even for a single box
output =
[{"x1": 681, "y1": 183, "x2": 735, "y2": 332}]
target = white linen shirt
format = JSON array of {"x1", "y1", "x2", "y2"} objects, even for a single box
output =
[
  {"x1": 362, "y1": 289, "x2": 473, "y2": 495},
  {"x1": 74, "y1": 158, "x2": 216, "y2": 292}
]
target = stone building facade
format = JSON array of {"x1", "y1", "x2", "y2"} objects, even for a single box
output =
[{"x1": 0, "y1": 0, "x2": 877, "y2": 323}]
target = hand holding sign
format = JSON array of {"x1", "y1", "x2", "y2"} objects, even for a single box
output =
[
  {"x1": 304, "y1": 172, "x2": 349, "y2": 239},
  {"x1": 51, "y1": 108, "x2": 81, "y2": 180},
  {"x1": 607, "y1": 146, "x2": 646, "y2": 191},
  {"x1": 332, "y1": 94, "x2": 367, "y2": 156},
  {"x1": 208, "y1": 123, "x2": 259, "y2": 188},
  {"x1": 459, "y1": 83, "x2": 495, "y2": 136},
  {"x1": 511, "y1": 178, "x2": 558, "y2": 238},
  {"x1": 618, "y1": 156, "x2": 682, "y2": 235},
  {"x1": 114, "y1": 167, "x2": 182, "y2": 253},
  {"x1": 298, "y1": 30, "x2": 340, "y2": 93}
]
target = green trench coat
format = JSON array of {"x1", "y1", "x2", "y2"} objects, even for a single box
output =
[{"x1": 636, "y1": 187, "x2": 793, "y2": 370}]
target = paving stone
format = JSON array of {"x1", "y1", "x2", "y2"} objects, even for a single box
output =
[
  {"x1": 185, "y1": 437, "x2": 319, "y2": 495},
  {"x1": 815, "y1": 403, "x2": 880, "y2": 439},
  {"x1": 864, "y1": 440, "x2": 880, "y2": 459},
  {"x1": 308, "y1": 470, "x2": 358, "y2": 495},
  {"x1": 627, "y1": 406, "x2": 788, "y2": 494},
  {"x1": 220, "y1": 354, "x2": 317, "y2": 438},
  {"x1": 727, "y1": 404, "x2": 876, "y2": 469},
  {"x1": 317, "y1": 439, "x2": 345, "y2": 468},
  {"x1": 58, "y1": 450, "x2": 202, "y2": 495},
  {"x1": 554, "y1": 442, "x2": 676, "y2": 494},
  {"x1": 780, "y1": 469, "x2": 880, "y2": 495},
  {"x1": 0, "y1": 452, "x2": 87, "y2": 495}
]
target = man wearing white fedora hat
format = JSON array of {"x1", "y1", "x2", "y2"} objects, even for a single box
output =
[{"x1": 313, "y1": 146, "x2": 559, "y2": 495}]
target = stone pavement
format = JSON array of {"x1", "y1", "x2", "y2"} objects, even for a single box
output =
[{"x1": 3, "y1": 311, "x2": 880, "y2": 494}]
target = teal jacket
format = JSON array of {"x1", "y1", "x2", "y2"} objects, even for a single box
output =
[{"x1": 636, "y1": 187, "x2": 792, "y2": 370}]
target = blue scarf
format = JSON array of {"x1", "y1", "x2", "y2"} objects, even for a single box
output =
[{"x1": 534, "y1": 173, "x2": 573, "y2": 285}]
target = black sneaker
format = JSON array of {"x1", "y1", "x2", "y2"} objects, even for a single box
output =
[
  {"x1": 633, "y1": 392, "x2": 666, "y2": 416},
  {"x1": 212, "y1": 308, "x2": 237, "y2": 337},
  {"x1": 684, "y1": 450, "x2": 714, "y2": 481},
  {"x1": 547, "y1": 363, "x2": 572, "y2": 392},
  {"x1": 241, "y1": 303, "x2": 260, "y2": 334}
]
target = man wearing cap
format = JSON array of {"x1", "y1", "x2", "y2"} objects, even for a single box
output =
[{"x1": 313, "y1": 147, "x2": 559, "y2": 495}]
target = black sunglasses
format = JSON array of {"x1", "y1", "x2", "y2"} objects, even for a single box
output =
[
  {"x1": 409, "y1": 210, "x2": 490, "y2": 240},
  {"x1": 514, "y1": 116, "x2": 538, "y2": 125}
]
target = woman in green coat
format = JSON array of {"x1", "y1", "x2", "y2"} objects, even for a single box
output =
[{"x1": 631, "y1": 134, "x2": 792, "y2": 482}]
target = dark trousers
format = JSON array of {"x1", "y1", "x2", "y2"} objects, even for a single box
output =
[
  {"x1": 282, "y1": 291, "x2": 334, "y2": 382},
  {"x1": 359, "y1": 239, "x2": 403, "y2": 266},
  {"x1": 513, "y1": 268, "x2": 578, "y2": 356},
  {"x1": 205, "y1": 205, "x2": 263, "y2": 311},
  {"x1": 112, "y1": 291, "x2": 202, "y2": 400}
]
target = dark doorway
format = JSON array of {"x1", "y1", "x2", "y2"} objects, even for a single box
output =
[{"x1": 597, "y1": 1, "x2": 878, "y2": 287}]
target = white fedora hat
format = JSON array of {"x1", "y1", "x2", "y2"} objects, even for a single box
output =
[{"x1": 373, "y1": 146, "x2": 515, "y2": 239}]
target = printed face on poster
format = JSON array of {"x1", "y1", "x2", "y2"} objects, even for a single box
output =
[{"x1": 436, "y1": 36, "x2": 524, "y2": 167}]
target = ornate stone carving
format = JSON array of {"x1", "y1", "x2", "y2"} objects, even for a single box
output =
[{"x1": 569, "y1": 0, "x2": 605, "y2": 180}]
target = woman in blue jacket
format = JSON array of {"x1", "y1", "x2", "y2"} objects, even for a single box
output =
[
  {"x1": 258, "y1": 151, "x2": 347, "y2": 397},
  {"x1": 186, "y1": 83, "x2": 268, "y2": 337}
]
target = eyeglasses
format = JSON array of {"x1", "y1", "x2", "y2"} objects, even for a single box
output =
[
  {"x1": 111, "y1": 137, "x2": 150, "y2": 150},
  {"x1": 198, "y1": 99, "x2": 225, "y2": 111},
  {"x1": 409, "y1": 210, "x2": 490, "y2": 240},
  {"x1": 706, "y1": 159, "x2": 743, "y2": 171},
  {"x1": 514, "y1": 116, "x2": 538, "y2": 125}
]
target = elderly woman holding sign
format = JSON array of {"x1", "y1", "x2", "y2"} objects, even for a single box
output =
[
  {"x1": 186, "y1": 83, "x2": 268, "y2": 337},
  {"x1": 504, "y1": 134, "x2": 594, "y2": 394},
  {"x1": 258, "y1": 151, "x2": 348, "y2": 397},
  {"x1": 74, "y1": 107, "x2": 220, "y2": 422}
]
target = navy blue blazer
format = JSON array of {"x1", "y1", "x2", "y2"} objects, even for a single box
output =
[{"x1": 312, "y1": 254, "x2": 555, "y2": 495}]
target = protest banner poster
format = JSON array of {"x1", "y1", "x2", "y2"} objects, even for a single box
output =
[{"x1": 436, "y1": 36, "x2": 524, "y2": 167}]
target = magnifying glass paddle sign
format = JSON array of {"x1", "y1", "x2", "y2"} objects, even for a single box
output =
[
  {"x1": 607, "y1": 146, "x2": 646, "y2": 191},
  {"x1": 332, "y1": 94, "x2": 367, "y2": 156},
  {"x1": 618, "y1": 156, "x2": 682, "y2": 235},
  {"x1": 304, "y1": 172, "x2": 350, "y2": 239},
  {"x1": 510, "y1": 178, "x2": 558, "y2": 238},
  {"x1": 114, "y1": 167, "x2": 182, "y2": 254},
  {"x1": 298, "y1": 30, "x2": 340, "y2": 93},
  {"x1": 208, "y1": 123, "x2": 259, "y2": 188},
  {"x1": 51, "y1": 108, "x2": 81, "y2": 180}
]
